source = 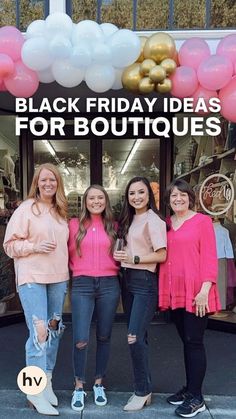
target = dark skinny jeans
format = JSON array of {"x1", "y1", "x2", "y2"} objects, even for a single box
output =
[
  {"x1": 71, "y1": 275, "x2": 120, "y2": 382},
  {"x1": 121, "y1": 268, "x2": 158, "y2": 396}
]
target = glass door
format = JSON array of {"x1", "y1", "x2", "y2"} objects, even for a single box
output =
[
  {"x1": 102, "y1": 138, "x2": 161, "y2": 219},
  {"x1": 33, "y1": 139, "x2": 90, "y2": 218}
]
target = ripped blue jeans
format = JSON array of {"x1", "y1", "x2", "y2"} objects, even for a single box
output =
[{"x1": 18, "y1": 281, "x2": 68, "y2": 373}]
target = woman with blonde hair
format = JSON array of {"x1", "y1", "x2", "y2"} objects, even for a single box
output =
[
  {"x1": 68, "y1": 184, "x2": 120, "y2": 412},
  {"x1": 4, "y1": 163, "x2": 69, "y2": 416}
]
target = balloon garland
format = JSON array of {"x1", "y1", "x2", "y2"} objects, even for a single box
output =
[{"x1": 0, "y1": 12, "x2": 236, "y2": 121}]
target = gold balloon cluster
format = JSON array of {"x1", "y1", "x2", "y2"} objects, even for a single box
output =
[{"x1": 122, "y1": 33, "x2": 178, "y2": 94}]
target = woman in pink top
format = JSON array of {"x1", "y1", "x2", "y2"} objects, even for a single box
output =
[
  {"x1": 68, "y1": 185, "x2": 120, "y2": 412},
  {"x1": 114, "y1": 176, "x2": 167, "y2": 411},
  {"x1": 3, "y1": 163, "x2": 69, "y2": 416},
  {"x1": 159, "y1": 179, "x2": 221, "y2": 419}
]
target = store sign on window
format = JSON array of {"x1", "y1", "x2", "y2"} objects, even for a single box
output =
[{"x1": 199, "y1": 174, "x2": 235, "y2": 216}]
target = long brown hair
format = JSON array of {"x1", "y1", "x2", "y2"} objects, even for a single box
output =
[
  {"x1": 76, "y1": 184, "x2": 117, "y2": 256},
  {"x1": 118, "y1": 176, "x2": 165, "y2": 244},
  {"x1": 28, "y1": 163, "x2": 68, "y2": 219}
]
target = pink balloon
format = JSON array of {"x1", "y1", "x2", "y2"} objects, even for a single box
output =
[
  {"x1": 197, "y1": 54, "x2": 233, "y2": 90},
  {"x1": 0, "y1": 53, "x2": 14, "y2": 77},
  {"x1": 234, "y1": 62, "x2": 236, "y2": 76},
  {"x1": 192, "y1": 86, "x2": 218, "y2": 115},
  {"x1": 170, "y1": 66, "x2": 198, "y2": 98},
  {"x1": 179, "y1": 38, "x2": 211, "y2": 70},
  {"x1": 217, "y1": 34, "x2": 236, "y2": 66},
  {"x1": 219, "y1": 76, "x2": 236, "y2": 122},
  {"x1": 0, "y1": 26, "x2": 25, "y2": 61},
  {"x1": 0, "y1": 80, "x2": 7, "y2": 91},
  {"x1": 4, "y1": 60, "x2": 39, "y2": 98}
]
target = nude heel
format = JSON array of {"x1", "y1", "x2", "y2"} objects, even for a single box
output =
[
  {"x1": 145, "y1": 394, "x2": 152, "y2": 406},
  {"x1": 27, "y1": 393, "x2": 59, "y2": 415},
  {"x1": 44, "y1": 372, "x2": 58, "y2": 406},
  {"x1": 123, "y1": 393, "x2": 152, "y2": 411}
]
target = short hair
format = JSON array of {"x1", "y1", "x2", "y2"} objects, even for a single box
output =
[{"x1": 165, "y1": 179, "x2": 195, "y2": 210}]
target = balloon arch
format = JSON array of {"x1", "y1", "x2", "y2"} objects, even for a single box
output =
[{"x1": 0, "y1": 12, "x2": 236, "y2": 122}]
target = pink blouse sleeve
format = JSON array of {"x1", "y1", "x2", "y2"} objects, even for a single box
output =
[
  {"x1": 3, "y1": 205, "x2": 35, "y2": 258},
  {"x1": 147, "y1": 212, "x2": 167, "y2": 251},
  {"x1": 199, "y1": 216, "x2": 218, "y2": 283}
]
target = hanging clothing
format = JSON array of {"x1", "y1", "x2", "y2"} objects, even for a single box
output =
[{"x1": 213, "y1": 222, "x2": 234, "y2": 259}]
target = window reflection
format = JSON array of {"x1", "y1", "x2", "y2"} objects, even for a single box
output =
[
  {"x1": 33, "y1": 139, "x2": 90, "y2": 218},
  {"x1": 102, "y1": 138, "x2": 160, "y2": 219},
  {"x1": 0, "y1": 115, "x2": 21, "y2": 317}
]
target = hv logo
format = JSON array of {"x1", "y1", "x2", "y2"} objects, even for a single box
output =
[{"x1": 17, "y1": 366, "x2": 47, "y2": 395}]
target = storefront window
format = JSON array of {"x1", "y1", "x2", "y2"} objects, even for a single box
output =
[
  {"x1": 33, "y1": 139, "x2": 90, "y2": 218},
  {"x1": 210, "y1": 0, "x2": 236, "y2": 29},
  {"x1": 174, "y1": 114, "x2": 236, "y2": 324},
  {"x1": 100, "y1": 0, "x2": 133, "y2": 28},
  {"x1": 173, "y1": 0, "x2": 205, "y2": 29},
  {"x1": 0, "y1": 115, "x2": 21, "y2": 318},
  {"x1": 72, "y1": 0, "x2": 97, "y2": 22},
  {"x1": 136, "y1": 0, "x2": 169, "y2": 30},
  {"x1": 102, "y1": 138, "x2": 160, "y2": 219},
  {"x1": 0, "y1": 0, "x2": 48, "y2": 30}
]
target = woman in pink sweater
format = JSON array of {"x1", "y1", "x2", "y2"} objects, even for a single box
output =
[
  {"x1": 159, "y1": 179, "x2": 221, "y2": 418},
  {"x1": 3, "y1": 163, "x2": 69, "y2": 416},
  {"x1": 68, "y1": 184, "x2": 120, "y2": 412}
]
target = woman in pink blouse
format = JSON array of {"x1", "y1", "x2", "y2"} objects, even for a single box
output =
[{"x1": 159, "y1": 179, "x2": 221, "y2": 419}]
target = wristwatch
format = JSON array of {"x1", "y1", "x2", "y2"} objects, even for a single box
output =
[{"x1": 134, "y1": 255, "x2": 140, "y2": 264}]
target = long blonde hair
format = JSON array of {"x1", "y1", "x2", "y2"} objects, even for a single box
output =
[
  {"x1": 28, "y1": 163, "x2": 68, "y2": 219},
  {"x1": 76, "y1": 184, "x2": 116, "y2": 255}
]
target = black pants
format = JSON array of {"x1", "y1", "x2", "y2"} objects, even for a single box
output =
[
  {"x1": 172, "y1": 308, "x2": 208, "y2": 398},
  {"x1": 121, "y1": 268, "x2": 157, "y2": 396}
]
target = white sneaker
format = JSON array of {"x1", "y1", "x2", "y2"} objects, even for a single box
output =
[
  {"x1": 71, "y1": 388, "x2": 87, "y2": 411},
  {"x1": 93, "y1": 384, "x2": 107, "y2": 406}
]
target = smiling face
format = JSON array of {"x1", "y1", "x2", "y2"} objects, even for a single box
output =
[
  {"x1": 128, "y1": 181, "x2": 149, "y2": 214},
  {"x1": 169, "y1": 186, "x2": 190, "y2": 215},
  {"x1": 37, "y1": 168, "x2": 58, "y2": 202},
  {"x1": 86, "y1": 187, "x2": 106, "y2": 215}
]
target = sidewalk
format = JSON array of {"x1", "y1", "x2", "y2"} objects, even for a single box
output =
[
  {"x1": 1, "y1": 321, "x2": 236, "y2": 418},
  {"x1": 0, "y1": 390, "x2": 236, "y2": 418}
]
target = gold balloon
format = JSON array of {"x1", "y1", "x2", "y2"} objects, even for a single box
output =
[
  {"x1": 144, "y1": 32, "x2": 176, "y2": 64},
  {"x1": 122, "y1": 63, "x2": 142, "y2": 93},
  {"x1": 139, "y1": 77, "x2": 155, "y2": 94},
  {"x1": 136, "y1": 36, "x2": 148, "y2": 63},
  {"x1": 140, "y1": 59, "x2": 156, "y2": 76},
  {"x1": 156, "y1": 78, "x2": 172, "y2": 94},
  {"x1": 161, "y1": 58, "x2": 177, "y2": 76},
  {"x1": 149, "y1": 65, "x2": 166, "y2": 83}
]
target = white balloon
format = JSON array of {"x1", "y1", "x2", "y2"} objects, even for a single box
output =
[
  {"x1": 70, "y1": 42, "x2": 92, "y2": 68},
  {"x1": 37, "y1": 68, "x2": 55, "y2": 83},
  {"x1": 46, "y1": 12, "x2": 73, "y2": 39},
  {"x1": 100, "y1": 23, "x2": 118, "y2": 38},
  {"x1": 21, "y1": 37, "x2": 53, "y2": 71},
  {"x1": 92, "y1": 42, "x2": 112, "y2": 64},
  {"x1": 107, "y1": 29, "x2": 141, "y2": 68},
  {"x1": 72, "y1": 20, "x2": 104, "y2": 45},
  {"x1": 85, "y1": 64, "x2": 115, "y2": 93},
  {"x1": 26, "y1": 20, "x2": 46, "y2": 39},
  {"x1": 52, "y1": 59, "x2": 85, "y2": 88},
  {"x1": 49, "y1": 35, "x2": 72, "y2": 59},
  {"x1": 112, "y1": 68, "x2": 123, "y2": 90}
]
